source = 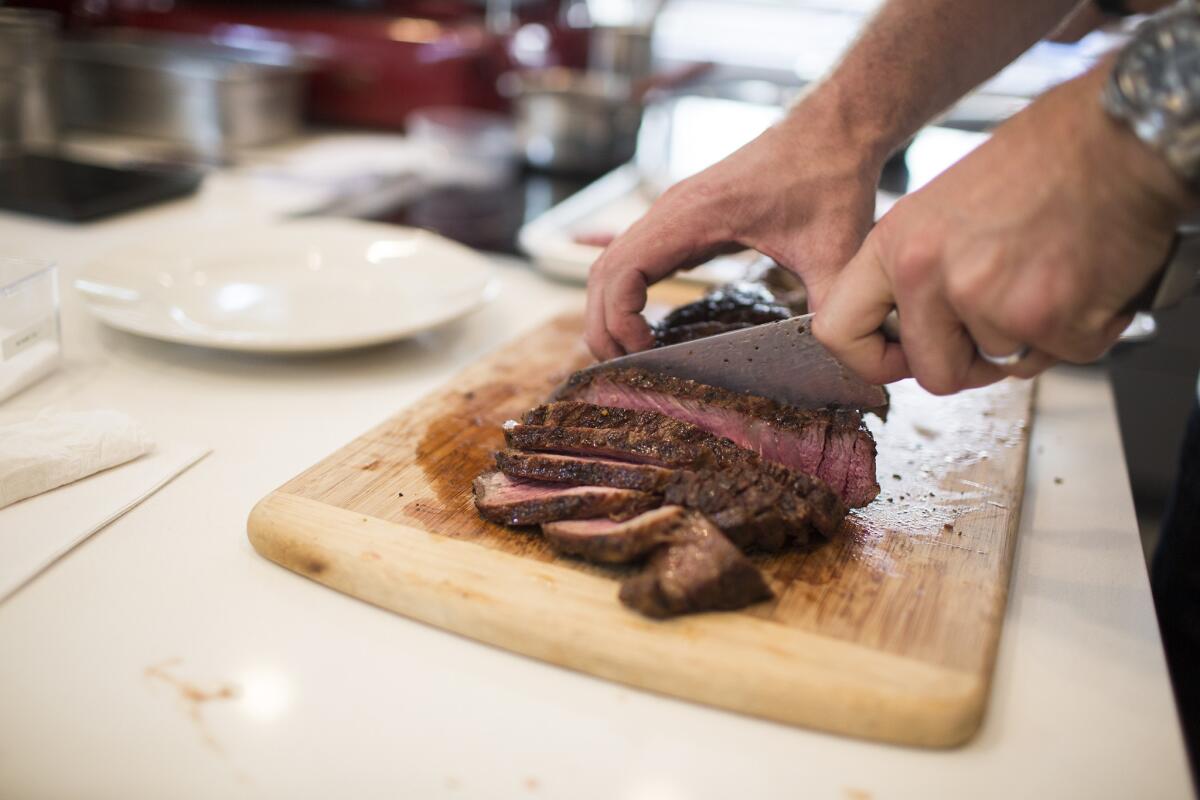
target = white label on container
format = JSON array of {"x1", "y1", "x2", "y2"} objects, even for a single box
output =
[{"x1": 1, "y1": 316, "x2": 55, "y2": 361}]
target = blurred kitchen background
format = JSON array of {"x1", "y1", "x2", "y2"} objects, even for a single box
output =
[{"x1": 1, "y1": 0, "x2": 1195, "y2": 557}]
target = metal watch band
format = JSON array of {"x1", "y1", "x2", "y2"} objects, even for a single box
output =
[{"x1": 1102, "y1": 0, "x2": 1200, "y2": 184}]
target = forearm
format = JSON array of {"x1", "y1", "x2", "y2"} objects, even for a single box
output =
[{"x1": 792, "y1": 0, "x2": 1085, "y2": 166}]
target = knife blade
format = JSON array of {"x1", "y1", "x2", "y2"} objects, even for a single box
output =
[{"x1": 571, "y1": 313, "x2": 891, "y2": 415}]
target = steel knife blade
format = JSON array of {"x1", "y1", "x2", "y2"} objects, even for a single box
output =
[{"x1": 571, "y1": 313, "x2": 890, "y2": 414}]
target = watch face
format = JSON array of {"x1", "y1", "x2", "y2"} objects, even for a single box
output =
[{"x1": 1120, "y1": 12, "x2": 1200, "y2": 121}]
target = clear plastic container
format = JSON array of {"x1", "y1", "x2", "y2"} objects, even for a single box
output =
[{"x1": 0, "y1": 257, "x2": 60, "y2": 402}]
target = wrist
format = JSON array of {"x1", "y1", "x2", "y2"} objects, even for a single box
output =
[
  {"x1": 1085, "y1": 56, "x2": 1199, "y2": 221},
  {"x1": 779, "y1": 79, "x2": 901, "y2": 177}
]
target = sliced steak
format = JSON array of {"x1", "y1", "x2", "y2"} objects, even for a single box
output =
[
  {"x1": 472, "y1": 471, "x2": 658, "y2": 526},
  {"x1": 663, "y1": 462, "x2": 845, "y2": 550},
  {"x1": 543, "y1": 505, "x2": 687, "y2": 564},
  {"x1": 618, "y1": 511, "x2": 772, "y2": 618},
  {"x1": 515, "y1": 402, "x2": 847, "y2": 536},
  {"x1": 495, "y1": 450, "x2": 673, "y2": 492},
  {"x1": 556, "y1": 369, "x2": 880, "y2": 507}
]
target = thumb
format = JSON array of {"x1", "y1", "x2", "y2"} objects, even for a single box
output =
[{"x1": 811, "y1": 235, "x2": 910, "y2": 386}]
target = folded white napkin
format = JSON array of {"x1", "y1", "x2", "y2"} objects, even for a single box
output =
[
  {"x1": 0, "y1": 410, "x2": 155, "y2": 509},
  {"x1": 0, "y1": 439, "x2": 209, "y2": 602}
]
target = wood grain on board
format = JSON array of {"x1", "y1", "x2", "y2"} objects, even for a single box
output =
[{"x1": 248, "y1": 305, "x2": 1035, "y2": 747}]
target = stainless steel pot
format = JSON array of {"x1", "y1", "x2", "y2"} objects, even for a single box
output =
[
  {"x1": 501, "y1": 68, "x2": 643, "y2": 176},
  {"x1": 0, "y1": 9, "x2": 59, "y2": 155},
  {"x1": 58, "y1": 30, "x2": 307, "y2": 158}
]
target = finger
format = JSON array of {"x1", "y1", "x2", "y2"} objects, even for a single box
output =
[
  {"x1": 605, "y1": 267, "x2": 654, "y2": 354},
  {"x1": 889, "y1": 255, "x2": 984, "y2": 396},
  {"x1": 593, "y1": 199, "x2": 737, "y2": 355},
  {"x1": 997, "y1": 275, "x2": 1116, "y2": 364},
  {"x1": 585, "y1": 260, "x2": 624, "y2": 359},
  {"x1": 812, "y1": 236, "x2": 910, "y2": 386},
  {"x1": 961, "y1": 317, "x2": 1056, "y2": 380}
]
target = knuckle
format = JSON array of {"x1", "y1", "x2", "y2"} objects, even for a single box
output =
[
  {"x1": 943, "y1": 271, "x2": 978, "y2": 314},
  {"x1": 911, "y1": 358, "x2": 966, "y2": 396},
  {"x1": 944, "y1": 252, "x2": 999, "y2": 314},
  {"x1": 1064, "y1": 336, "x2": 1111, "y2": 364},
  {"x1": 916, "y1": 373, "x2": 960, "y2": 397},
  {"x1": 890, "y1": 236, "x2": 939, "y2": 294},
  {"x1": 1007, "y1": 303, "x2": 1057, "y2": 343}
]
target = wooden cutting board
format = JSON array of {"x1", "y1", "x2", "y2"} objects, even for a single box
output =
[{"x1": 248, "y1": 311, "x2": 1036, "y2": 748}]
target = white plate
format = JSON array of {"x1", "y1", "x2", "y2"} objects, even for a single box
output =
[{"x1": 76, "y1": 219, "x2": 499, "y2": 353}]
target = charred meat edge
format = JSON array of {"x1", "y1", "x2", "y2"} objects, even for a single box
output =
[{"x1": 472, "y1": 471, "x2": 658, "y2": 526}]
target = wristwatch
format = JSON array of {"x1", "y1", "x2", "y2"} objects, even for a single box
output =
[
  {"x1": 1102, "y1": 0, "x2": 1200, "y2": 185},
  {"x1": 1103, "y1": 1, "x2": 1200, "y2": 312}
]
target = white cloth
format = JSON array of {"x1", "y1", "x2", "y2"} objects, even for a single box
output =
[
  {"x1": 0, "y1": 439, "x2": 209, "y2": 602},
  {"x1": 0, "y1": 410, "x2": 155, "y2": 509}
]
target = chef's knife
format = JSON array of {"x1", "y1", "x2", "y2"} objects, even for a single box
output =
[{"x1": 571, "y1": 313, "x2": 894, "y2": 415}]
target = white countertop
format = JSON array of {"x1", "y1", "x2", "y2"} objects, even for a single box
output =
[{"x1": 0, "y1": 164, "x2": 1193, "y2": 799}]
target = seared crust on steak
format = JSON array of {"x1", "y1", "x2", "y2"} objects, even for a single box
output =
[
  {"x1": 663, "y1": 463, "x2": 845, "y2": 550},
  {"x1": 504, "y1": 423, "x2": 726, "y2": 469},
  {"x1": 472, "y1": 471, "x2": 658, "y2": 526},
  {"x1": 495, "y1": 450, "x2": 674, "y2": 492},
  {"x1": 543, "y1": 506, "x2": 688, "y2": 564},
  {"x1": 618, "y1": 511, "x2": 773, "y2": 618}
]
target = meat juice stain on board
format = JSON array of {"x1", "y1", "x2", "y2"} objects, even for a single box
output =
[
  {"x1": 409, "y1": 384, "x2": 514, "y2": 533},
  {"x1": 408, "y1": 380, "x2": 588, "y2": 564}
]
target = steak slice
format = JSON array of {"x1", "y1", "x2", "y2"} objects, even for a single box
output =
[
  {"x1": 504, "y1": 423, "x2": 725, "y2": 469},
  {"x1": 662, "y1": 462, "x2": 844, "y2": 550},
  {"x1": 519, "y1": 402, "x2": 745, "y2": 467},
  {"x1": 472, "y1": 471, "x2": 658, "y2": 526},
  {"x1": 495, "y1": 450, "x2": 674, "y2": 492},
  {"x1": 543, "y1": 505, "x2": 687, "y2": 564},
  {"x1": 619, "y1": 511, "x2": 772, "y2": 618},
  {"x1": 557, "y1": 368, "x2": 880, "y2": 507}
]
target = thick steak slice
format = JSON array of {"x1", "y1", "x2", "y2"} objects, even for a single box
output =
[
  {"x1": 543, "y1": 505, "x2": 687, "y2": 564},
  {"x1": 519, "y1": 402, "x2": 745, "y2": 467},
  {"x1": 662, "y1": 462, "x2": 845, "y2": 549},
  {"x1": 619, "y1": 511, "x2": 772, "y2": 618},
  {"x1": 495, "y1": 450, "x2": 674, "y2": 492},
  {"x1": 504, "y1": 423, "x2": 725, "y2": 469},
  {"x1": 472, "y1": 471, "x2": 658, "y2": 526},
  {"x1": 557, "y1": 369, "x2": 880, "y2": 507}
]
